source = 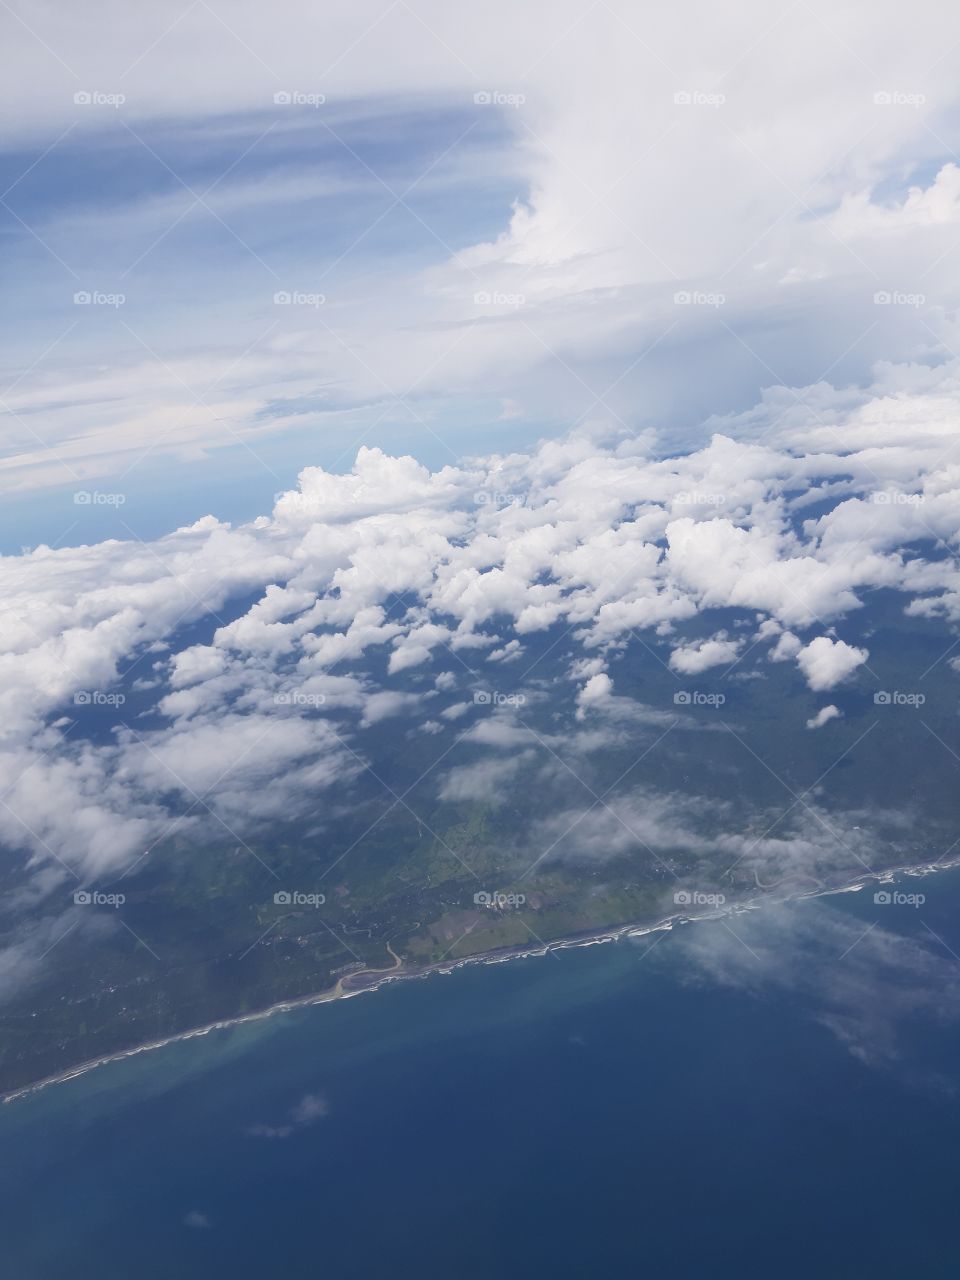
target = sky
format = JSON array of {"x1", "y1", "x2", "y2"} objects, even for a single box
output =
[
  {"x1": 3, "y1": 0, "x2": 960, "y2": 547},
  {"x1": 5, "y1": 1, "x2": 960, "y2": 997}
]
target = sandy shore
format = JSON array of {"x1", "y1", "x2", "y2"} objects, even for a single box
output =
[{"x1": 4, "y1": 856, "x2": 956, "y2": 1105}]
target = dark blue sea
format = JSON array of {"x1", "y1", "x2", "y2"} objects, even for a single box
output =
[{"x1": 3, "y1": 868, "x2": 960, "y2": 1278}]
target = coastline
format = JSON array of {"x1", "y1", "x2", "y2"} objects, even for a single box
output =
[{"x1": 3, "y1": 855, "x2": 955, "y2": 1106}]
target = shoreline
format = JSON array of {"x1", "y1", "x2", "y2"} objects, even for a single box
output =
[{"x1": 3, "y1": 855, "x2": 956, "y2": 1106}]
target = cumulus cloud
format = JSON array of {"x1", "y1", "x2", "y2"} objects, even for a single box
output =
[
  {"x1": 360, "y1": 691, "x2": 424, "y2": 727},
  {"x1": 669, "y1": 634, "x2": 741, "y2": 674},
  {"x1": 0, "y1": 364, "x2": 957, "y2": 898},
  {"x1": 575, "y1": 673, "x2": 614, "y2": 719},
  {"x1": 769, "y1": 631, "x2": 802, "y2": 662},
  {"x1": 169, "y1": 646, "x2": 228, "y2": 689},
  {"x1": 807, "y1": 705, "x2": 842, "y2": 730},
  {"x1": 796, "y1": 637, "x2": 870, "y2": 692},
  {"x1": 273, "y1": 448, "x2": 470, "y2": 528}
]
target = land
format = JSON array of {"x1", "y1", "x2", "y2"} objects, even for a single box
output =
[
  {"x1": 1, "y1": 593, "x2": 957, "y2": 1097},
  {"x1": 3, "y1": 854, "x2": 954, "y2": 1104}
]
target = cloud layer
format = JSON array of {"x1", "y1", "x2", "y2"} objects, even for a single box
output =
[{"x1": 1, "y1": 354, "x2": 958, "y2": 899}]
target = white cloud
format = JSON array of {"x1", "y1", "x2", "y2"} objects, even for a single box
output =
[
  {"x1": 575, "y1": 672, "x2": 614, "y2": 719},
  {"x1": 769, "y1": 631, "x2": 802, "y2": 662},
  {"x1": 247, "y1": 1091, "x2": 328, "y2": 1139},
  {"x1": 1, "y1": 360, "x2": 959, "y2": 887},
  {"x1": 796, "y1": 637, "x2": 870, "y2": 692},
  {"x1": 488, "y1": 639, "x2": 524, "y2": 663},
  {"x1": 360, "y1": 690, "x2": 423, "y2": 727},
  {"x1": 121, "y1": 712, "x2": 352, "y2": 828},
  {"x1": 170, "y1": 646, "x2": 228, "y2": 689},
  {"x1": 671, "y1": 900, "x2": 960, "y2": 1081},
  {"x1": 438, "y1": 752, "x2": 534, "y2": 803},
  {"x1": 669, "y1": 634, "x2": 741, "y2": 674},
  {"x1": 832, "y1": 163, "x2": 960, "y2": 237},
  {"x1": 806, "y1": 704, "x2": 842, "y2": 730},
  {"x1": 2, "y1": 3, "x2": 960, "y2": 493}
]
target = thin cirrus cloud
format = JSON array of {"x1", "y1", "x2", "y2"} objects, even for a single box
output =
[
  {"x1": 2, "y1": 1, "x2": 960, "y2": 514},
  {"x1": 668, "y1": 899, "x2": 960, "y2": 1086}
]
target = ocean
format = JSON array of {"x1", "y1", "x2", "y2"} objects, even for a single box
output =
[{"x1": 2, "y1": 867, "x2": 960, "y2": 1278}]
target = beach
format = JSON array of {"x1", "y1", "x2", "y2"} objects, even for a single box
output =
[{"x1": 6, "y1": 854, "x2": 954, "y2": 1106}]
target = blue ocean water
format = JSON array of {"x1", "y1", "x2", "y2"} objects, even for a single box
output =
[{"x1": 3, "y1": 872, "x2": 960, "y2": 1278}]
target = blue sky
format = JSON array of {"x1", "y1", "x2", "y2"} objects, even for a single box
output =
[
  {"x1": 0, "y1": 97, "x2": 530, "y2": 546},
  {"x1": 4, "y1": 0, "x2": 960, "y2": 553}
]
